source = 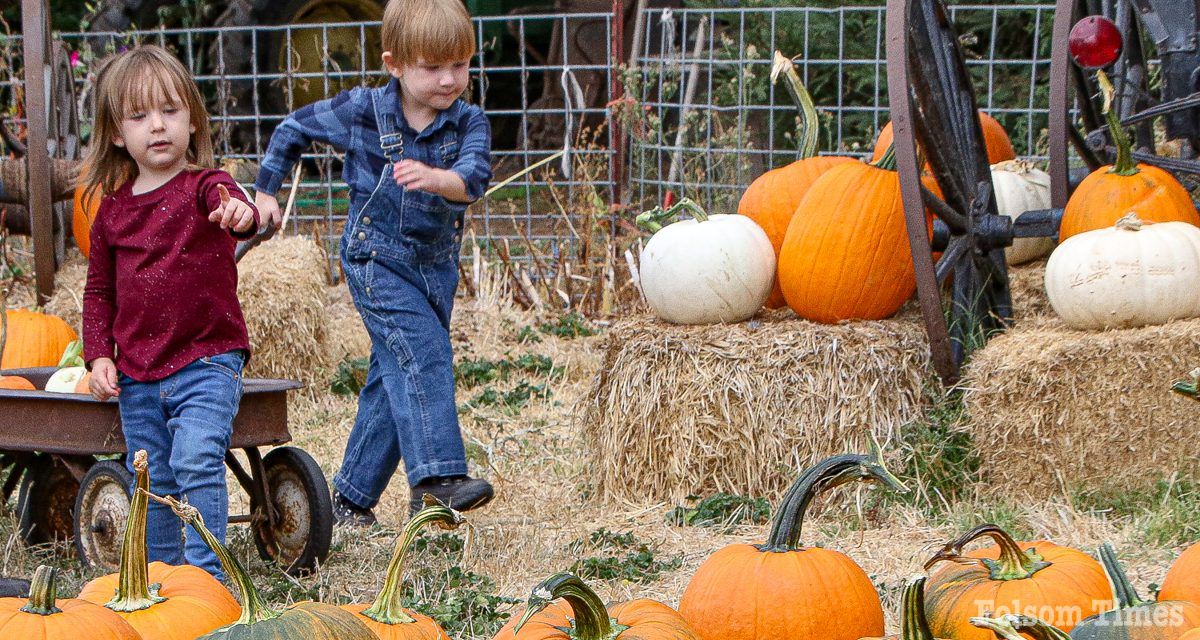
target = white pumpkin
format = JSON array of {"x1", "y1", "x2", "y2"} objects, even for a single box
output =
[
  {"x1": 45, "y1": 365, "x2": 88, "y2": 393},
  {"x1": 1045, "y1": 213, "x2": 1200, "y2": 330},
  {"x1": 992, "y1": 160, "x2": 1053, "y2": 264},
  {"x1": 638, "y1": 208, "x2": 775, "y2": 324}
]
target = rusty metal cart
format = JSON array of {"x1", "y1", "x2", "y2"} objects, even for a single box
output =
[
  {"x1": 0, "y1": 367, "x2": 332, "y2": 577},
  {"x1": 884, "y1": 0, "x2": 1200, "y2": 383}
]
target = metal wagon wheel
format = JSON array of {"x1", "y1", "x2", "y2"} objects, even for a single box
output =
[
  {"x1": 73, "y1": 459, "x2": 133, "y2": 571},
  {"x1": 1047, "y1": 0, "x2": 1200, "y2": 206},
  {"x1": 885, "y1": 0, "x2": 1060, "y2": 383},
  {"x1": 249, "y1": 446, "x2": 332, "y2": 576}
]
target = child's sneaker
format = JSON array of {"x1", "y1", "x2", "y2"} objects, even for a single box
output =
[
  {"x1": 332, "y1": 491, "x2": 377, "y2": 527},
  {"x1": 409, "y1": 476, "x2": 493, "y2": 516}
]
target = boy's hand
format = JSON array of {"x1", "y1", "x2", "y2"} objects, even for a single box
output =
[
  {"x1": 254, "y1": 190, "x2": 283, "y2": 228},
  {"x1": 209, "y1": 184, "x2": 257, "y2": 233},
  {"x1": 393, "y1": 159, "x2": 447, "y2": 194},
  {"x1": 89, "y1": 358, "x2": 120, "y2": 401}
]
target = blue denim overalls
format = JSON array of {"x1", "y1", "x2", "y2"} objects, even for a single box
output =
[{"x1": 332, "y1": 85, "x2": 469, "y2": 508}]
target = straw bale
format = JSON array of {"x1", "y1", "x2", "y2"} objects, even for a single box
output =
[
  {"x1": 1008, "y1": 259, "x2": 1052, "y2": 320},
  {"x1": 581, "y1": 309, "x2": 935, "y2": 504},
  {"x1": 961, "y1": 316, "x2": 1200, "y2": 500},
  {"x1": 324, "y1": 283, "x2": 371, "y2": 365},
  {"x1": 237, "y1": 236, "x2": 329, "y2": 383},
  {"x1": 43, "y1": 249, "x2": 89, "y2": 334}
]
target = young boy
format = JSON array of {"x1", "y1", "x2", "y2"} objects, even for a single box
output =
[{"x1": 254, "y1": 0, "x2": 494, "y2": 525}]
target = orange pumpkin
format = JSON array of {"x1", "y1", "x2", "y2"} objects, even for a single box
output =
[
  {"x1": 341, "y1": 497, "x2": 462, "y2": 640},
  {"x1": 873, "y1": 112, "x2": 1016, "y2": 165},
  {"x1": 1059, "y1": 71, "x2": 1200, "y2": 242},
  {"x1": 739, "y1": 156, "x2": 856, "y2": 308},
  {"x1": 776, "y1": 151, "x2": 916, "y2": 322},
  {"x1": 1160, "y1": 541, "x2": 1200, "y2": 606},
  {"x1": 738, "y1": 54, "x2": 856, "y2": 309},
  {"x1": 922, "y1": 524, "x2": 1110, "y2": 640},
  {"x1": 0, "y1": 565, "x2": 141, "y2": 639},
  {"x1": 678, "y1": 448, "x2": 905, "y2": 640},
  {"x1": 0, "y1": 310, "x2": 78, "y2": 369},
  {"x1": 1068, "y1": 543, "x2": 1200, "y2": 640},
  {"x1": 78, "y1": 451, "x2": 241, "y2": 639},
  {"x1": 0, "y1": 375, "x2": 35, "y2": 390},
  {"x1": 495, "y1": 572, "x2": 700, "y2": 640},
  {"x1": 73, "y1": 179, "x2": 103, "y2": 258}
]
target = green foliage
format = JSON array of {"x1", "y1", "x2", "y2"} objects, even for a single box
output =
[
  {"x1": 462, "y1": 382, "x2": 552, "y2": 413},
  {"x1": 1073, "y1": 478, "x2": 1200, "y2": 547},
  {"x1": 567, "y1": 528, "x2": 683, "y2": 584},
  {"x1": 896, "y1": 387, "x2": 981, "y2": 514},
  {"x1": 455, "y1": 354, "x2": 562, "y2": 388},
  {"x1": 413, "y1": 567, "x2": 521, "y2": 638},
  {"x1": 538, "y1": 312, "x2": 597, "y2": 339},
  {"x1": 330, "y1": 356, "x2": 369, "y2": 397},
  {"x1": 667, "y1": 493, "x2": 771, "y2": 532}
]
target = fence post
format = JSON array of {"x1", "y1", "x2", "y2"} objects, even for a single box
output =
[{"x1": 610, "y1": 0, "x2": 627, "y2": 217}]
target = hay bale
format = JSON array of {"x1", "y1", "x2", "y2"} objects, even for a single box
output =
[
  {"x1": 237, "y1": 236, "x2": 328, "y2": 383},
  {"x1": 1009, "y1": 259, "x2": 1053, "y2": 320},
  {"x1": 325, "y1": 284, "x2": 371, "y2": 364},
  {"x1": 581, "y1": 310, "x2": 934, "y2": 504},
  {"x1": 961, "y1": 316, "x2": 1200, "y2": 500},
  {"x1": 44, "y1": 249, "x2": 89, "y2": 335}
]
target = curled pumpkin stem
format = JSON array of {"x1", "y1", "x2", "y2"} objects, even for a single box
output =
[
  {"x1": 924, "y1": 524, "x2": 1050, "y2": 580},
  {"x1": 1170, "y1": 367, "x2": 1200, "y2": 400},
  {"x1": 513, "y1": 573, "x2": 626, "y2": 640},
  {"x1": 971, "y1": 614, "x2": 1072, "y2": 640},
  {"x1": 770, "y1": 50, "x2": 820, "y2": 159},
  {"x1": 634, "y1": 197, "x2": 710, "y2": 232},
  {"x1": 1096, "y1": 70, "x2": 1137, "y2": 176}
]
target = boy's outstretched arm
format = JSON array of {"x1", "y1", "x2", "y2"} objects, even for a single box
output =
[{"x1": 254, "y1": 88, "x2": 368, "y2": 224}]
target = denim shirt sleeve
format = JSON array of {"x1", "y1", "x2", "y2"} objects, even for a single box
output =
[
  {"x1": 445, "y1": 104, "x2": 493, "y2": 206},
  {"x1": 254, "y1": 87, "x2": 369, "y2": 196}
]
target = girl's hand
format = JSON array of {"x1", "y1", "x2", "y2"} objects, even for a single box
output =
[
  {"x1": 393, "y1": 159, "x2": 447, "y2": 194},
  {"x1": 89, "y1": 358, "x2": 121, "y2": 401},
  {"x1": 209, "y1": 184, "x2": 257, "y2": 232}
]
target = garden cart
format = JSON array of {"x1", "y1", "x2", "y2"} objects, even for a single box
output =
[
  {"x1": 0, "y1": 367, "x2": 333, "y2": 577},
  {"x1": 884, "y1": 0, "x2": 1200, "y2": 383}
]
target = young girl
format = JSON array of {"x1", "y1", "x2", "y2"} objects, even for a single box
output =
[
  {"x1": 254, "y1": 0, "x2": 493, "y2": 525},
  {"x1": 82, "y1": 45, "x2": 259, "y2": 581}
]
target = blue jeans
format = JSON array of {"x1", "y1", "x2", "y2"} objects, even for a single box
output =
[
  {"x1": 118, "y1": 350, "x2": 244, "y2": 581},
  {"x1": 333, "y1": 234, "x2": 468, "y2": 509}
]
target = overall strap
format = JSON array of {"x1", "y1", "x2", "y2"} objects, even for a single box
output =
[{"x1": 371, "y1": 83, "x2": 404, "y2": 163}]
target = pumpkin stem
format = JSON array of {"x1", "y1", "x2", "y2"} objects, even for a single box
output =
[
  {"x1": 56, "y1": 339, "x2": 85, "y2": 368},
  {"x1": 1114, "y1": 213, "x2": 1145, "y2": 232},
  {"x1": 872, "y1": 143, "x2": 898, "y2": 171},
  {"x1": 770, "y1": 50, "x2": 820, "y2": 159},
  {"x1": 513, "y1": 573, "x2": 626, "y2": 640},
  {"x1": 362, "y1": 496, "x2": 466, "y2": 625},
  {"x1": 634, "y1": 197, "x2": 710, "y2": 233},
  {"x1": 107, "y1": 450, "x2": 167, "y2": 612},
  {"x1": 1170, "y1": 367, "x2": 1200, "y2": 400},
  {"x1": 923, "y1": 524, "x2": 1051, "y2": 580},
  {"x1": 1096, "y1": 70, "x2": 1137, "y2": 176},
  {"x1": 759, "y1": 438, "x2": 906, "y2": 552},
  {"x1": 145, "y1": 489, "x2": 281, "y2": 625},
  {"x1": 970, "y1": 614, "x2": 1071, "y2": 640},
  {"x1": 901, "y1": 576, "x2": 936, "y2": 640},
  {"x1": 1097, "y1": 543, "x2": 1148, "y2": 609},
  {"x1": 20, "y1": 565, "x2": 63, "y2": 616}
]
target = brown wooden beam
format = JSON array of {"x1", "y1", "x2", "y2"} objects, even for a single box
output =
[{"x1": 21, "y1": 0, "x2": 54, "y2": 304}]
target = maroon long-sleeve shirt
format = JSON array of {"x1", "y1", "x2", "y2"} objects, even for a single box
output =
[{"x1": 83, "y1": 168, "x2": 259, "y2": 382}]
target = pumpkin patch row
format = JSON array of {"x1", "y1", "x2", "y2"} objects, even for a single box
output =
[
  {"x1": 638, "y1": 52, "x2": 1200, "y2": 332},
  {"x1": 2, "y1": 447, "x2": 1198, "y2": 640}
]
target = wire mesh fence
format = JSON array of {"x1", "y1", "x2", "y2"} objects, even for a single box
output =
[
  {"x1": 0, "y1": 4, "x2": 1059, "y2": 265},
  {"x1": 627, "y1": 3, "x2": 1058, "y2": 214}
]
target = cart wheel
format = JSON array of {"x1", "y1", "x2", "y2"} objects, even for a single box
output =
[
  {"x1": 17, "y1": 457, "x2": 79, "y2": 546},
  {"x1": 74, "y1": 460, "x2": 132, "y2": 571},
  {"x1": 253, "y1": 447, "x2": 332, "y2": 576}
]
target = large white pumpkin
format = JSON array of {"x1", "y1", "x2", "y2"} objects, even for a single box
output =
[
  {"x1": 639, "y1": 213, "x2": 775, "y2": 324},
  {"x1": 1045, "y1": 213, "x2": 1200, "y2": 330},
  {"x1": 992, "y1": 160, "x2": 1053, "y2": 264}
]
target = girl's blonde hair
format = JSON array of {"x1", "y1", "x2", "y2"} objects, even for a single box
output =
[
  {"x1": 82, "y1": 45, "x2": 214, "y2": 196},
  {"x1": 382, "y1": 0, "x2": 476, "y2": 67}
]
